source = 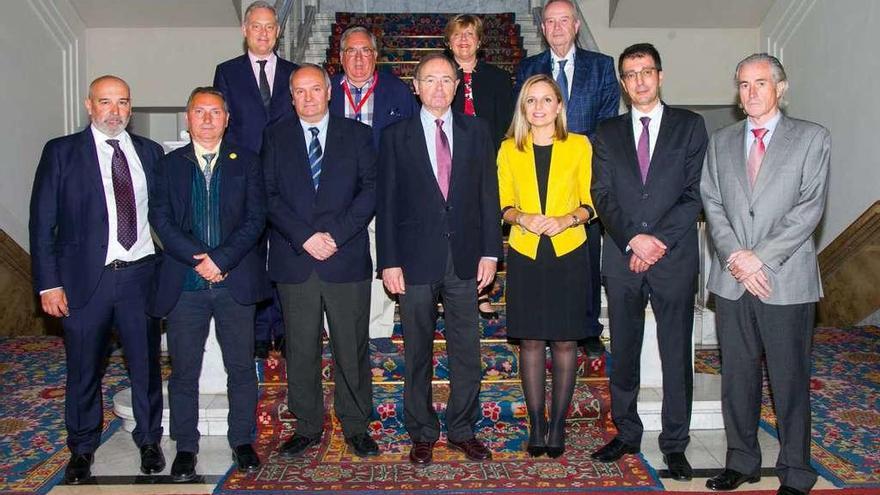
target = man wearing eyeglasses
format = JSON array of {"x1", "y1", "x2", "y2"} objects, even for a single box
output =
[
  {"x1": 590, "y1": 44, "x2": 708, "y2": 480},
  {"x1": 329, "y1": 26, "x2": 419, "y2": 357},
  {"x1": 376, "y1": 53, "x2": 502, "y2": 465}
]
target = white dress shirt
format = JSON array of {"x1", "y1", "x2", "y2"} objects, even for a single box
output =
[
  {"x1": 420, "y1": 106, "x2": 454, "y2": 180},
  {"x1": 550, "y1": 45, "x2": 576, "y2": 100},
  {"x1": 248, "y1": 51, "x2": 277, "y2": 95},
  {"x1": 631, "y1": 102, "x2": 664, "y2": 160},
  {"x1": 745, "y1": 110, "x2": 782, "y2": 160},
  {"x1": 90, "y1": 125, "x2": 155, "y2": 264},
  {"x1": 300, "y1": 111, "x2": 330, "y2": 151}
]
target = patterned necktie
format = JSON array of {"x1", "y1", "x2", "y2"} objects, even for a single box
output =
[
  {"x1": 257, "y1": 59, "x2": 271, "y2": 110},
  {"x1": 106, "y1": 139, "x2": 137, "y2": 250},
  {"x1": 748, "y1": 128, "x2": 768, "y2": 188},
  {"x1": 556, "y1": 59, "x2": 569, "y2": 107},
  {"x1": 353, "y1": 85, "x2": 363, "y2": 121},
  {"x1": 308, "y1": 127, "x2": 323, "y2": 190},
  {"x1": 637, "y1": 116, "x2": 651, "y2": 183},
  {"x1": 435, "y1": 119, "x2": 452, "y2": 200},
  {"x1": 201, "y1": 153, "x2": 216, "y2": 189},
  {"x1": 463, "y1": 72, "x2": 476, "y2": 116}
]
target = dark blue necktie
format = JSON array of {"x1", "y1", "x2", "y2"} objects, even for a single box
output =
[
  {"x1": 556, "y1": 59, "x2": 569, "y2": 107},
  {"x1": 308, "y1": 127, "x2": 322, "y2": 190}
]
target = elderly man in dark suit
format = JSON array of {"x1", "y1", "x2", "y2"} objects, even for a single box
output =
[
  {"x1": 590, "y1": 44, "x2": 708, "y2": 480},
  {"x1": 263, "y1": 64, "x2": 379, "y2": 459},
  {"x1": 515, "y1": 0, "x2": 620, "y2": 357},
  {"x1": 377, "y1": 53, "x2": 503, "y2": 465},
  {"x1": 29, "y1": 75, "x2": 165, "y2": 484},
  {"x1": 213, "y1": 0, "x2": 297, "y2": 358},
  {"x1": 701, "y1": 53, "x2": 830, "y2": 495},
  {"x1": 329, "y1": 25, "x2": 419, "y2": 356},
  {"x1": 148, "y1": 87, "x2": 270, "y2": 482}
]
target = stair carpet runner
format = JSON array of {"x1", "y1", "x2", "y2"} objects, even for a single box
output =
[{"x1": 323, "y1": 12, "x2": 527, "y2": 80}]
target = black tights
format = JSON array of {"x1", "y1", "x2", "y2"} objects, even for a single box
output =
[{"x1": 519, "y1": 339, "x2": 578, "y2": 447}]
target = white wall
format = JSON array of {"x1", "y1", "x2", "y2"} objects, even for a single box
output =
[
  {"x1": 0, "y1": 0, "x2": 86, "y2": 250},
  {"x1": 579, "y1": 0, "x2": 760, "y2": 106},
  {"x1": 761, "y1": 0, "x2": 880, "y2": 249},
  {"x1": 86, "y1": 27, "x2": 244, "y2": 107}
]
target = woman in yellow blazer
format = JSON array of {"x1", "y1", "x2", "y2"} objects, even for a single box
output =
[{"x1": 498, "y1": 74, "x2": 596, "y2": 459}]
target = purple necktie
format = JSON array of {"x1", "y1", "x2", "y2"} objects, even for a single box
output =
[
  {"x1": 637, "y1": 116, "x2": 651, "y2": 183},
  {"x1": 435, "y1": 119, "x2": 451, "y2": 200},
  {"x1": 106, "y1": 139, "x2": 137, "y2": 250},
  {"x1": 748, "y1": 127, "x2": 768, "y2": 188}
]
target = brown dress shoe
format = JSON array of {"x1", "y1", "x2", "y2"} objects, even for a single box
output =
[
  {"x1": 409, "y1": 441, "x2": 435, "y2": 465},
  {"x1": 448, "y1": 437, "x2": 492, "y2": 461}
]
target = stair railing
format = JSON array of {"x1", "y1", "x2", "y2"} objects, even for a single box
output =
[{"x1": 276, "y1": 0, "x2": 317, "y2": 63}]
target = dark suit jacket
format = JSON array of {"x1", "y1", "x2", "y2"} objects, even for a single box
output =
[
  {"x1": 591, "y1": 105, "x2": 708, "y2": 278},
  {"x1": 329, "y1": 71, "x2": 419, "y2": 149},
  {"x1": 148, "y1": 141, "x2": 270, "y2": 317},
  {"x1": 263, "y1": 114, "x2": 376, "y2": 284},
  {"x1": 29, "y1": 127, "x2": 164, "y2": 308},
  {"x1": 213, "y1": 53, "x2": 298, "y2": 154},
  {"x1": 376, "y1": 111, "x2": 503, "y2": 284},
  {"x1": 452, "y1": 60, "x2": 514, "y2": 149},
  {"x1": 515, "y1": 47, "x2": 620, "y2": 139}
]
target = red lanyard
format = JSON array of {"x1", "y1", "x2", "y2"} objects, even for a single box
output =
[{"x1": 342, "y1": 72, "x2": 378, "y2": 116}]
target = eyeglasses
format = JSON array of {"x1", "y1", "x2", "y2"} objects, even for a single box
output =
[
  {"x1": 343, "y1": 47, "x2": 376, "y2": 58},
  {"x1": 417, "y1": 77, "x2": 456, "y2": 87},
  {"x1": 620, "y1": 67, "x2": 658, "y2": 82}
]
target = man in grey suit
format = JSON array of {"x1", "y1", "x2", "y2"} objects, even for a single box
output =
[{"x1": 701, "y1": 53, "x2": 830, "y2": 495}]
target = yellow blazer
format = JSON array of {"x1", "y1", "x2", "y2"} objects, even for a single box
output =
[{"x1": 497, "y1": 133, "x2": 594, "y2": 260}]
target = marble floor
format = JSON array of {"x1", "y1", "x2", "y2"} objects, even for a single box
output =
[{"x1": 47, "y1": 426, "x2": 839, "y2": 494}]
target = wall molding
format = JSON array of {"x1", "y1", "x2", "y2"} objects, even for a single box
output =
[
  {"x1": 762, "y1": 0, "x2": 816, "y2": 59},
  {"x1": 27, "y1": 0, "x2": 84, "y2": 133}
]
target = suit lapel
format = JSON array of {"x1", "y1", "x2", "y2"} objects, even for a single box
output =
[
  {"x1": 269, "y1": 58, "x2": 290, "y2": 117},
  {"x1": 317, "y1": 117, "x2": 343, "y2": 200},
  {"x1": 724, "y1": 120, "x2": 751, "y2": 200},
  {"x1": 540, "y1": 51, "x2": 553, "y2": 76},
  {"x1": 571, "y1": 49, "x2": 588, "y2": 98},
  {"x1": 289, "y1": 118, "x2": 315, "y2": 198},
  {"x1": 236, "y1": 55, "x2": 268, "y2": 117},
  {"x1": 645, "y1": 105, "x2": 678, "y2": 185},
  {"x1": 616, "y1": 113, "x2": 642, "y2": 185},
  {"x1": 79, "y1": 128, "x2": 104, "y2": 195},
  {"x1": 407, "y1": 116, "x2": 445, "y2": 203},
  {"x1": 751, "y1": 115, "x2": 794, "y2": 203},
  {"x1": 178, "y1": 144, "x2": 198, "y2": 221}
]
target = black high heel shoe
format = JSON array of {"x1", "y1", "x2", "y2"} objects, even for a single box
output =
[
  {"x1": 525, "y1": 416, "x2": 547, "y2": 457},
  {"x1": 545, "y1": 445, "x2": 565, "y2": 458},
  {"x1": 546, "y1": 422, "x2": 566, "y2": 458}
]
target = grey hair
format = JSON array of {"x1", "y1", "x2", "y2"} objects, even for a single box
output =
[
  {"x1": 734, "y1": 53, "x2": 787, "y2": 85},
  {"x1": 340, "y1": 25, "x2": 380, "y2": 54},
  {"x1": 289, "y1": 63, "x2": 332, "y2": 90},
  {"x1": 186, "y1": 86, "x2": 229, "y2": 113},
  {"x1": 243, "y1": 1, "x2": 278, "y2": 25}
]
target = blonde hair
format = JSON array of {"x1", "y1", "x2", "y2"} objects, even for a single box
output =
[
  {"x1": 444, "y1": 14, "x2": 484, "y2": 45},
  {"x1": 506, "y1": 74, "x2": 568, "y2": 151}
]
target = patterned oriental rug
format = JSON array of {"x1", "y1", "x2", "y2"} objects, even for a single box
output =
[
  {"x1": 694, "y1": 325, "x2": 880, "y2": 489},
  {"x1": 215, "y1": 383, "x2": 662, "y2": 494},
  {"x1": 0, "y1": 336, "x2": 130, "y2": 495}
]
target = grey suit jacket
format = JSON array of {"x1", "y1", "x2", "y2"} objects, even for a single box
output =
[{"x1": 700, "y1": 114, "x2": 830, "y2": 305}]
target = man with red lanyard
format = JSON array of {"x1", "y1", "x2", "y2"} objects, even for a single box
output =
[{"x1": 329, "y1": 26, "x2": 420, "y2": 355}]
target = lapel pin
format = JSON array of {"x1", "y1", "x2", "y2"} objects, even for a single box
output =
[{"x1": 229, "y1": 153, "x2": 237, "y2": 159}]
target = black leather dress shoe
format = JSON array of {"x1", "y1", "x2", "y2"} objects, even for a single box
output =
[
  {"x1": 409, "y1": 441, "x2": 435, "y2": 465},
  {"x1": 590, "y1": 437, "x2": 639, "y2": 462},
  {"x1": 63, "y1": 453, "x2": 93, "y2": 484},
  {"x1": 139, "y1": 443, "x2": 165, "y2": 474},
  {"x1": 232, "y1": 444, "x2": 261, "y2": 473},
  {"x1": 526, "y1": 444, "x2": 546, "y2": 457},
  {"x1": 448, "y1": 437, "x2": 492, "y2": 461},
  {"x1": 583, "y1": 336, "x2": 606, "y2": 358},
  {"x1": 170, "y1": 451, "x2": 198, "y2": 483},
  {"x1": 705, "y1": 469, "x2": 760, "y2": 491},
  {"x1": 663, "y1": 452, "x2": 693, "y2": 481},
  {"x1": 777, "y1": 486, "x2": 807, "y2": 495},
  {"x1": 346, "y1": 433, "x2": 380, "y2": 457},
  {"x1": 279, "y1": 432, "x2": 322, "y2": 458},
  {"x1": 546, "y1": 444, "x2": 566, "y2": 458}
]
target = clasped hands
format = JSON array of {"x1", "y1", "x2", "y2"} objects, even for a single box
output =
[
  {"x1": 303, "y1": 232, "x2": 337, "y2": 261},
  {"x1": 518, "y1": 213, "x2": 572, "y2": 237},
  {"x1": 193, "y1": 253, "x2": 226, "y2": 283},
  {"x1": 627, "y1": 234, "x2": 667, "y2": 273},
  {"x1": 727, "y1": 249, "x2": 771, "y2": 299}
]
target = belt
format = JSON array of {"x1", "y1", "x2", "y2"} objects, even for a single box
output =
[{"x1": 106, "y1": 254, "x2": 155, "y2": 270}]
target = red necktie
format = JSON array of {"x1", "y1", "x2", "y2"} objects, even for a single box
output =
[{"x1": 748, "y1": 128, "x2": 768, "y2": 188}]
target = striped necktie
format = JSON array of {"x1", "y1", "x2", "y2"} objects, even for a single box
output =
[{"x1": 308, "y1": 127, "x2": 322, "y2": 190}]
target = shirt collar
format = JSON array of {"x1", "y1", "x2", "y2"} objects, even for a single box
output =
[
  {"x1": 420, "y1": 107, "x2": 453, "y2": 128},
  {"x1": 300, "y1": 111, "x2": 330, "y2": 136},
  {"x1": 90, "y1": 124, "x2": 131, "y2": 147},
  {"x1": 193, "y1": 140, "x2": 221, "y2": 158},
  {"x1": 343, "y1": 73, "x2": 375, "y2": 91},
  {"x1": 746, "y1": 110, "x2": 782, "y2": 135},
  {"x1": 551, "y1": 45, "x2": 576, "y2": 65},
  {"x1": 632, "y1": 101, "x2": 664, "y2": 123},
  {"x1": 247, "y1": 51, "x2": 277, "y2": 65}
]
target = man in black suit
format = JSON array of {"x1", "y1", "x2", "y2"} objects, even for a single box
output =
[
  {"x1": 214, "y1": 0, "x2": 297, "y2": 358},
  {"x1": 29, "y1": 75, "x2": 165, "y2": 484},
  {"x1": 589, "y1": 44, "x2": 708, "y2": 480},
  {"x1": 148, "y1": 87, "x2": 270, "y2": 481},
  {"x1": 376, "y1": 53, "x2": 503, "y2": 465},
  {"x1": 263, "y1": 64, "x2": 379, "y2": 459}
]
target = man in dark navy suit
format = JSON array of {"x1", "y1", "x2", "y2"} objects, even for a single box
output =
[
  {"x1": 148, "y1": 87, "x2": 270, "y2": 482},
  {"x1": 213, "y1": 0, "x2": 297, "y2": 358},
  {"x1": 329, "y1": 25, "x2": 419, "y2": 356},
  {"x1": 516, "y1": 0, "x2": 620, "y2": 356},
  {"x1": 263, "y1": 64, "x2": 379, "y2": 459},
  {"x1": 377, "y1": 53, "x2": 503, "y2": 465},
  {"x1": 29, "y1": 75, "x2": 165, "y2": 484}
]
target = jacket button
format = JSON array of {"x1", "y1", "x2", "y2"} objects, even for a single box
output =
[
  {"x1": 749, "y1": 210, "x2": 754, "y2": 217},
  {"x1": 443, "y1": 232, "x2": 450, "y2": 238},
  {"x1": 445, "y1": 205, "x2": 452, "y2": 211},
  {"x1": 641, "y1": 222, "x2": 648, "y2": 228},
  {"x1": 641, "y1": 193, "x2": 648, "y2": 199}
]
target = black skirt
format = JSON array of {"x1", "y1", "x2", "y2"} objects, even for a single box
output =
[{"x1": 505, "y1": 236, "x2": 591, "y2": 341}]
